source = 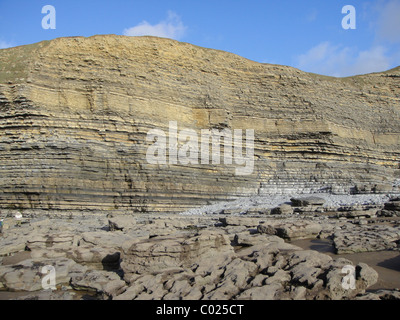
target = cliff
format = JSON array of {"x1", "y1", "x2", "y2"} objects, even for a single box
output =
[{"x1": 0, "y1": 35, "x2": 399, "y2": 214}]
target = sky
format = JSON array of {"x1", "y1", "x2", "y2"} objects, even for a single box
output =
[{"x1": 0, "y1": 0, "x2": 399, "y2": 77}]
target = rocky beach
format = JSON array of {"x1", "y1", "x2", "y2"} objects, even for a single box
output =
[{"x1": 1, "y1": 193, "x2": 400, "y2": 300}]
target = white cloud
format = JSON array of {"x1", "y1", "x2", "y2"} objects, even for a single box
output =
[
  {"x1": 0, "y1": 40, "x2": 13, "y2": 49},
  {"x1": 351, "y1": 46, "x2": 391, "y2": 75},
  {"x1": 123, "y1": 11, "x2": 187, "y2": 40},
  {"x1": 296, "y1": 42, "x2": 391, "y2": 77},
  {"x1": 295, "y1": 0, "x2": 399, "y2": 77},
  {"x1": 376, "y1": 0, "x2": 400, "y2": 43}
]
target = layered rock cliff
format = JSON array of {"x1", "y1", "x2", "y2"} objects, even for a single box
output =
[{"x1": 0, "y1": 35, "x2": 399, "y2": 214}]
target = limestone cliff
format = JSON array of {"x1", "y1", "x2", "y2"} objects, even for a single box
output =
[{"x1": 0, "y1": 35, "x2": 399, "y2": 213}]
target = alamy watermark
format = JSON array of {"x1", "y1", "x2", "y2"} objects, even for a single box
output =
[
  {"x1": 342, "y1": 5, "x2": 356, "y2": 30},
  {"x1": 42, "y1": 5, "x2": 56, "y2": 30},
  {"x1": 41, "y1": 265, "x2": 56, "y2": 290},
  {"x1": 146, "y1": 121, "x2": 254, "y2": 176},
  {"x1": 341, "y1": 265, "x2": 356, "y2": 290}
]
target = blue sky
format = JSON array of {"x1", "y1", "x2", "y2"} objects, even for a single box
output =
[{"x1": 0, "y1": 0, "x2": 399, "y2": 77}]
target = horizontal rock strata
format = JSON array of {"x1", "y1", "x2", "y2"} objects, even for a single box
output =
[{"x1": 0, "y1": 35, "x2": 399, "y2": 213}]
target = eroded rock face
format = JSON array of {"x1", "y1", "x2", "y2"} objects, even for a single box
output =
[{"x1": 0, "y1": 35, "x2": 399, "y2": 214}]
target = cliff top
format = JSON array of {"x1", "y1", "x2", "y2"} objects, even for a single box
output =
[{"x1": 0, "y1": 35, "x2": 399, "y2": 85}]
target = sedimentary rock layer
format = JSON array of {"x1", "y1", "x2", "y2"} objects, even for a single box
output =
[{"x1": 0, "y1": 35, "x2": 399, "y2": 213}]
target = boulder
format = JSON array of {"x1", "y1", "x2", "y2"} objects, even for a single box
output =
[
  {"x1": 275, "y1": 221, "x2": 322, "y2": 240},
  {"x1": 290, "y1": 196, "x2": 326, "y2": 207},
  {"x1": 271, "y1": 204, "x2": 293, "y2": 215}
]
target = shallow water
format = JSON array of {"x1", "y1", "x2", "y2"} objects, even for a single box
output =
[{"x1": 291, "y1": 238, "x2": 400, "y2": 290}]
